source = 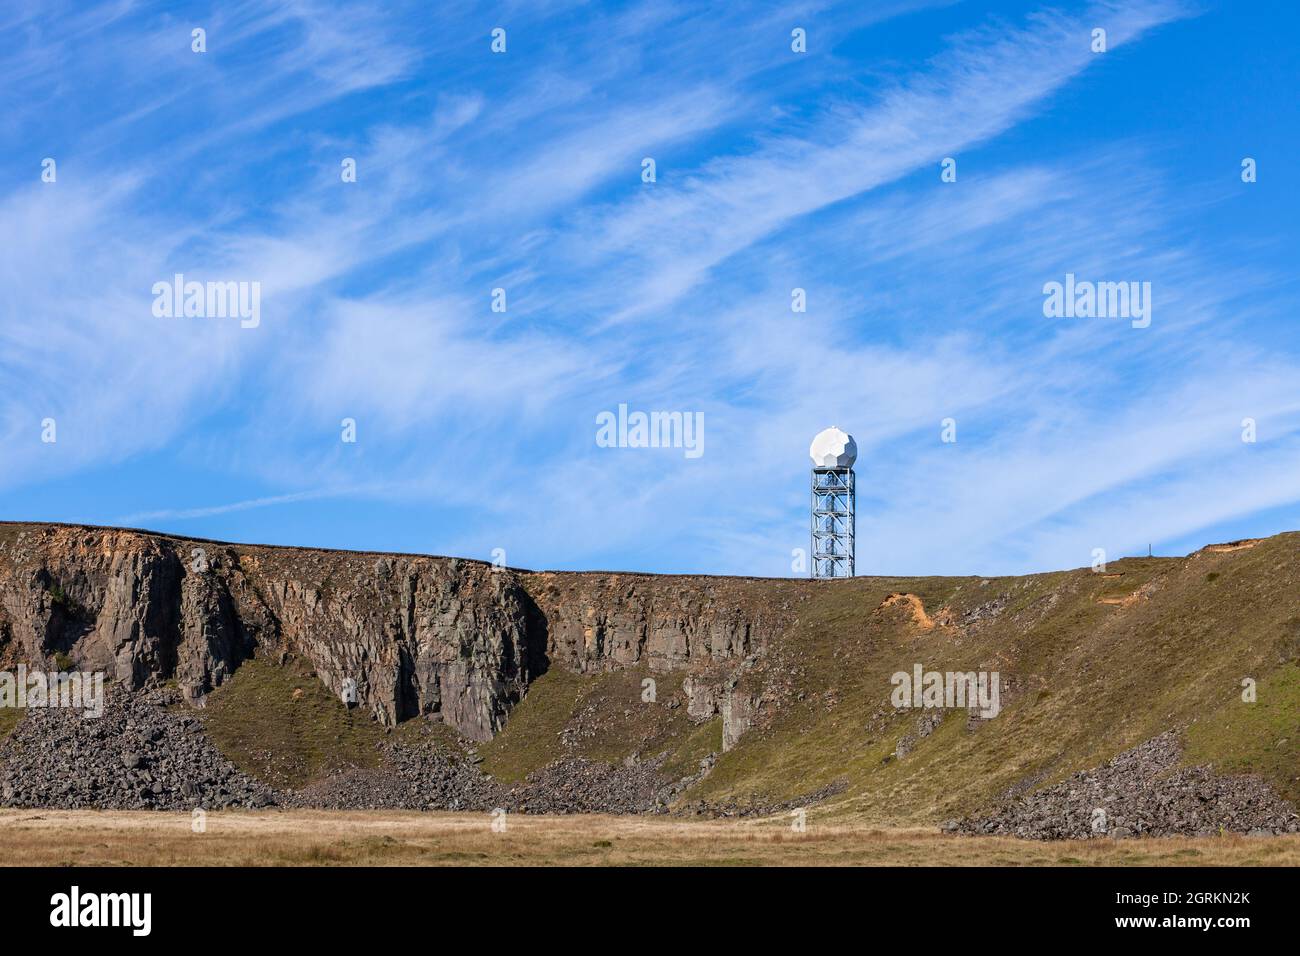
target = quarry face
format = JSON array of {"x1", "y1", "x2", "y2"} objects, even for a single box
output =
[{"x1": 1, "y1": 520, "x2": 1298, "y2": 838}]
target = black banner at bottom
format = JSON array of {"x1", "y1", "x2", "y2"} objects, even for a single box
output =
[{"x1": 0, "y1": 865, "x2": 1287, "y2": 942}]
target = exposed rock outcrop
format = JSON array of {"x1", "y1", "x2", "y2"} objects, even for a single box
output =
[
  {"x1": 0, "y1": 524, "x2": 793, "y2": 743},
  {"x1": 721, "y1": 689, "x2": 760, "y2": 752},
  {"x1": 4, "y1": 522, "x2": 1300, "y2": 832},
  {"x1": 250, "y1": 551, "x2": 536, "y2": 741},
  {"x1": 680, "y1": 658, "x2": 768, "y2": 751},
  {"x1": 522, "y1": 571, "x2": 790, "y2": 673}
]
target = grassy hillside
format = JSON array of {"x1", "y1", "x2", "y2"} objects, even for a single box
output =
[
  {"x1": 1186, "y1": 662, "x2": 1300, "y2": 803},
  {"x1": 190, "y1": 532, "x2": 1300, "y2": 822},
  {"x1": 478, "y1": 664, "x2": 722, "y2": 785},
  {"x1": 692, "y1": 539, "x2": 1300, "y2": 821},
  {"x1": 477, "y1": 536, "x2": 1300, "y2": 822},
  {"x1": 0, "y1": 707, "x2": 21, "y2": 743},
  {"x1": 202, "y1": 654, "x2": 389, "y2": 789}
]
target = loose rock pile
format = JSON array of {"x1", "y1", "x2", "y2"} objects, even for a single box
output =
[
  {"x1": 0, "y1": 689, "x2": 276, "y2": 810},
  {"x1": 508, "y1": 757, "x2": 676, "y2": 814},
  {"x1": 0, "y1": 689, "x2": 685, "y2": 814},
  {"x1": 290, "y1": 746, "x2": 679, "y2": 814},
  {"x1": 952, "y1": 732, "x2": 1300, "y2": 839},
  {"x1": 286, "y1": 745, "x2": 503, "y2": 812},
  {"x1": 9, "y1": 691, "x2": 1290, "y2": 836}
]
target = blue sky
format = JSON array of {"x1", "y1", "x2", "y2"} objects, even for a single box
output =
[{"x1": 2, "y1": 0, "x2": 1298, "y2": 576}]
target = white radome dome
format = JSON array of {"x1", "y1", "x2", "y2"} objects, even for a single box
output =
[{"x1": 809, "y1": 426, "x2": 857, "y2": 469}]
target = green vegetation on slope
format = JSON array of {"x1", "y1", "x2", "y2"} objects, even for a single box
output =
[
  {"x1": 203, "y1": 654, "x2": 387, "y2": 789},
  {"x1": 0, "y1": 707, "x2": 21, "y2": 743},
  {"x1": 659, "y1": 716, "x2": 723, "y2": 782},
  {"x1": 176, "y1": 531, "x2": 1300, "y2": 821},
  {"x1": 478, "y1": 668, "x2": 598, "y2": 783},
  {"x1": 685, "y1": 573, "x2": 994, "y2": 816},
  {"x1": 479, "y1": 664, "x2": 723, "y2": 785},
  {"x1": 1186, "y1": 662, "x2": 1300, "y2": 803},
  {"x1": 678, "y1": 543, "x2": 1300, "y2": 821},
  {"x1": 0, "y1": 611, "x2": 21, "y2": 742}
]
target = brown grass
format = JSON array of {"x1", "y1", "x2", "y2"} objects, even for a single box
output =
[{"x1": 1, "y1": 810, "x2": 1296, "y2": 867}]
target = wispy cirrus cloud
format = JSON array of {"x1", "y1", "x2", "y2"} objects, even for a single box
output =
[{"x1": 7, "y1": 0, "x2": 1300, "y2": 579}]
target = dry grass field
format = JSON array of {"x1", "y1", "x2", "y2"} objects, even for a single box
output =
[{"x1": 1, "y1": 810, "x2": 1297, "y2": 866}]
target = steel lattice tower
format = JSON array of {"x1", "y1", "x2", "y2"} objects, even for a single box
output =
[{"x1": 809, "y1": 427, "x2": 857, "y2": 579}]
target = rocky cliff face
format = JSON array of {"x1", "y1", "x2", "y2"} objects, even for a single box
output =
[
  {"x1": 246, "y1": 548, "x2": 537, "y2": 740},
  {"x1": 0, "y1": 524, "x2": 797, "y2": 743},
  {"x1": 520, "y1": 570, "x2": 798, "y2": 672}
]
